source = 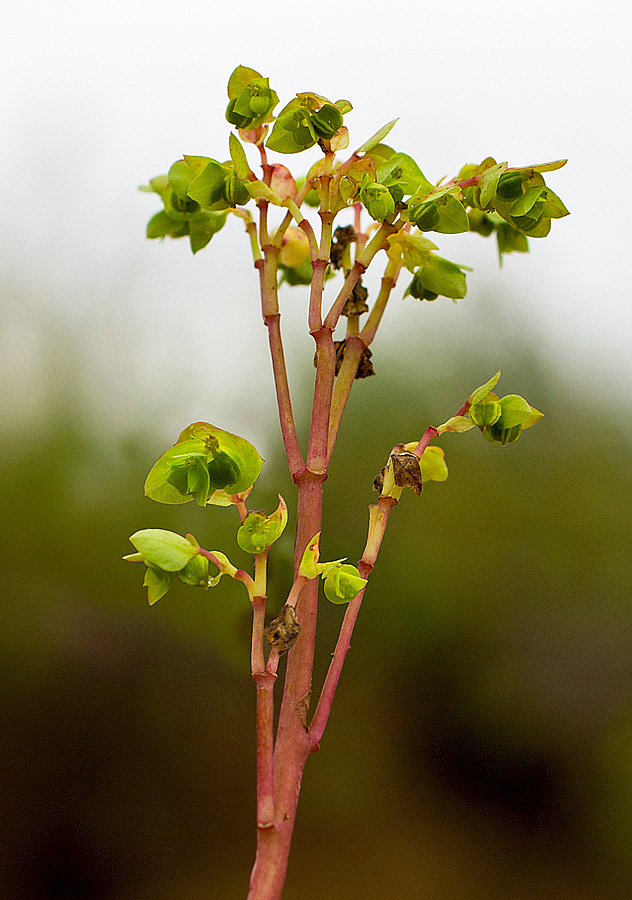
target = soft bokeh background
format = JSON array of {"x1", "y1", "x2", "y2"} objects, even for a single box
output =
[{"x1": 2, "y1": 1, "x2": 632, "y2": 898}]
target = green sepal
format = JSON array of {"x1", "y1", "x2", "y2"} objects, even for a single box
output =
[
  {"x1": 496, "y1": 394, "x2": 535, "y2": 429},
  {"x1": 145, "y1": 423, "x2": 263, "y2": 505},
  {"x1": 143, "y1": 565, "x2": 175, "y2": 605},
  {"x1": 481, "y1": 423, "x2": 523, "y2": 445},
  {"x1": 237, "y1": 495, "x2": 288, "y2": 554},
  {"x1": 323, "y1": 564, "x2": 367, "y2": 605},
  {"x1": 129, "y1": 528, "x2": 199, "y2": 571},
  {"x1": 468, "y1": 371, "x2": 501, "y2": 406}
]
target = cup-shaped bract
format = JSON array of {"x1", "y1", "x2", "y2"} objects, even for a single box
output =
[
  {"x1": 237, "y1": 496, "x2": 288, "y2": 554},
  {"x1": 145, "y1": 423, "x2": 263, "y2": 507},
  {"x1": 323, "y1": 564, "x2": 367, "y2": 605}
]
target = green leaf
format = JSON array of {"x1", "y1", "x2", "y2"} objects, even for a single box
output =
[
  {"x1": 376, "y1": 152, "x2": 433, "y2": 197},
  {"x1": 168, "y1": 159, "x2": 198, "y2": 200},
  {"x1": 478, "y1": 162, "x2": 508, "y2": 208},
  {"x1": 412, "y1": 255, "x2": 468, "y2": 300},
  {"x1": 419, "y1": 446, "x2": 448, "y2": 482},
  {"x1": 267, "y1": 105, "x2": 317, "y2": 154},
  {"x1": 355, "y1": 118, "x2": 399, "y2": 154},
  {"x1": 436, "y1": 415, "x2": 475, "y2": 435},
  {"x1": 129, "y1": 529, "x2": 199, "y2": 572},
  {"x1": 227, "y1": 65, "x2": 263, "y2": 100},
  {"x1": 188, "y1": 211, "x2": 228, "y2": 254},
  {"x1": 143, "y1": 565, "x2": 175, "y2": 605},
  {"x1": 497, "y1": 223, "x2": 529, "y2": 259},
  {"x1": 187, "y1": 160, "x2": 231, "y2": 210},
  {"x1": 323, "y1": 564, "x2": 367, "y2": 605},
  {"x1": 496, "y1": 394, "x2": 534, "y2": 429},
  {"x1": 518, "y1": 159, "x2": 567, "y2": 174},
  {"x1": 433, "y1": 194, "x2": 470, "y2": 234},
  {"x1": 469, "y1": 371, "x2": 501, "y2": 405},
  {"x1": 146, "y1": 211, "x2": 188, "y2": 240},
  {"x1": 229, "y1": 131, "x2": 252, "y2": 180},
  {"x1": 299, "y1": 533, "x2": 345, "y2": 580},
  {"x1": 139, "y1": 174, "x2": 169, "y2": 197}
]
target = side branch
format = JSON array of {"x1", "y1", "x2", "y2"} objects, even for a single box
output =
[{"x1": 308, "y1": 496, "x2": 397, "y2": 748}]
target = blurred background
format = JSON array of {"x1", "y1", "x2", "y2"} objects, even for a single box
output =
[{"x1": 2, "y1": 1, "x2": 631, "y2": 898}]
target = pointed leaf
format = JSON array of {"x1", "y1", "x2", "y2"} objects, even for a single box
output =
[
  {"x1": 469, "y1": 371, "x2": 501, "y2": 405},
  {"x1": 355, "y1": 118, "x2": 399, "y2": 154},
  {"x1": 229, "y1": 132, "x2": 252, "y2": 180},
  {"x1": 129, "y1": 529, "x2": 199, "y2": 571}
]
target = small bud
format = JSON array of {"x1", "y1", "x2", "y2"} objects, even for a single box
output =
[{"x1": 264, "y1": 604, "x2": 300, "y2": 654}]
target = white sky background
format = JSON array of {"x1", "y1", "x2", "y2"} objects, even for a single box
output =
[{"x1": 1, "y1": 0, "x2": 631, "y2": 448}]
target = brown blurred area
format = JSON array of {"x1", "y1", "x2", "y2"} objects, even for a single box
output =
[{"x1": 2, "y1": 288, "x2": 632, "y2": 900}]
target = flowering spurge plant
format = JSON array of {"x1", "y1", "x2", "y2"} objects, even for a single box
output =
[{"x1": 126, "y1": 65, "x2": 567, "y2": 900}]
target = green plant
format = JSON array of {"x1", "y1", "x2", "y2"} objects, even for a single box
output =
[{"x1": 126, "y1": 65, "x2": 568, "y2": 899}]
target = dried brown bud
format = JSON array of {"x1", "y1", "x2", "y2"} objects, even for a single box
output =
[
  {"x1": 391, "y1": 451, "x2": 423, "y2": 495},
  {"x1": 329, "y1": 225, "x2": 357, "y2": 269},
  {"x1": 314, "y1": 340, "x2": 374, "y2": 378},
  {"x1": 342, "y1": 280, "x2": 369, "y2": 317},
  {"x1": 264, "y1": 604, "x2": 300, "y2": 654},
  {"x1": 373, "y1": 466, "x2": 387, "y2": 493}
]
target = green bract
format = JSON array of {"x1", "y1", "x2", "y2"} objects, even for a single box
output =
[
  {"x1": 237, "y1": 496, "x2": 288, "y2": 554},
  {"x1": 145, "y1": 422, "x2": 263, "y2": 507},
  {"x1": 408, "y1": 189, "x2": 469, "y2": 234},
  {"x1": 323, "y1": 564, "x2": 367, "y2": 605}
]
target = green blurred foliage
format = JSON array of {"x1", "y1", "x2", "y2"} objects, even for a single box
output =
[{"x1": 1, "y1": 328, "x2": 632, "y2": 899}]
